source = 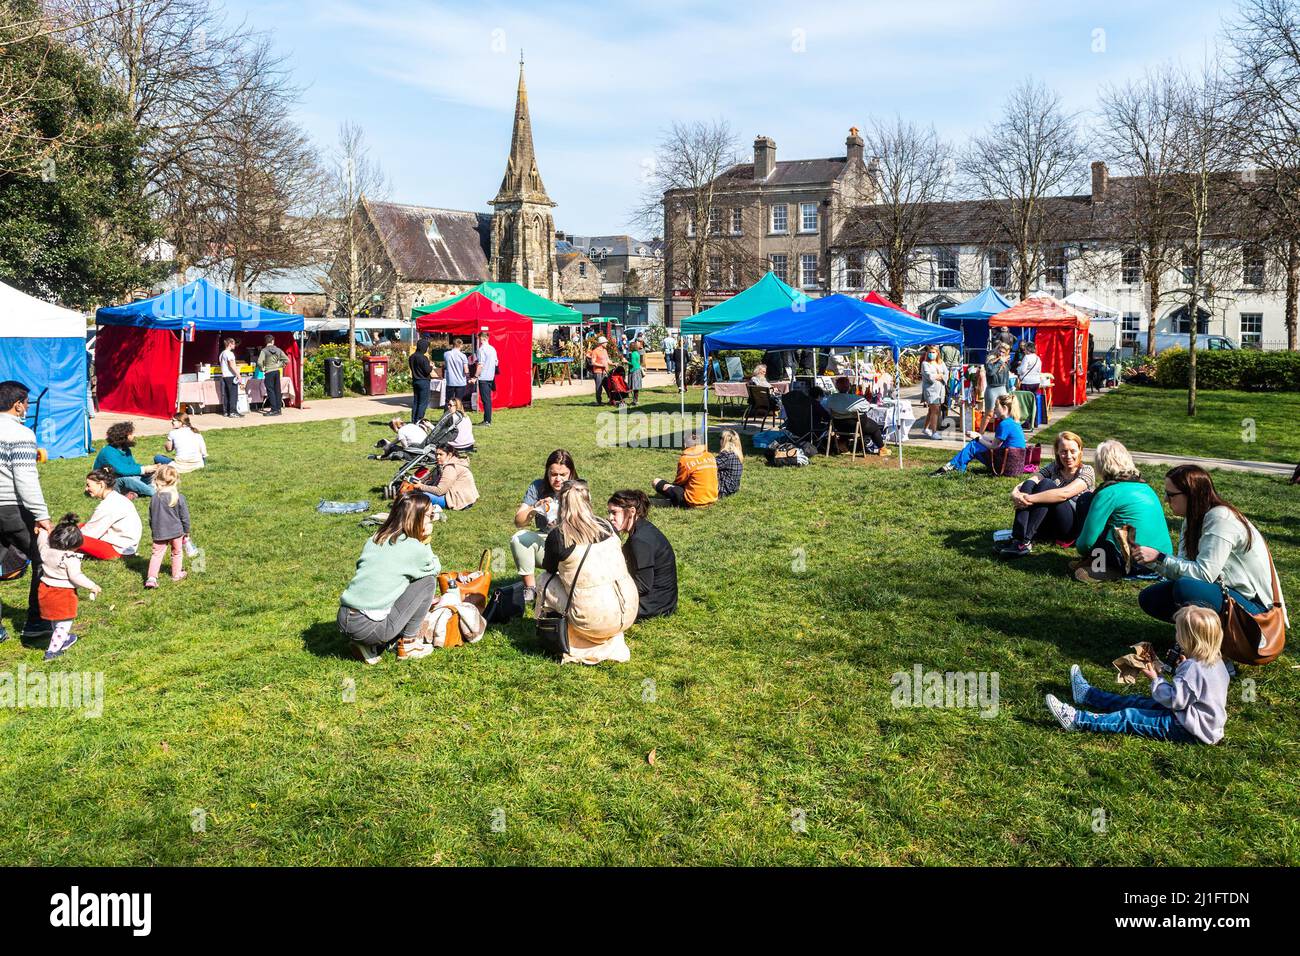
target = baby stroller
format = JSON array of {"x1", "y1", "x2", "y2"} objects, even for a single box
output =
[{"x1": 381, "y1": 410, "x2": 470, "y2": 499}]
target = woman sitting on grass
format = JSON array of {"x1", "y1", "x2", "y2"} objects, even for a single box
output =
[
  {"x1": 1046, "y1": 605, "x2": 1228, "y2": 744},
  {"x1": 411, "y1": 444, "x2": 479, "y2": 511},
  {"x1": 338, "y1": 493, "x2": 441, "y2": 665},
  {"x1": 929, "y1": 393, "x2": 1026, "y2": 477},
  {"x1": 607, "y1": 488, "x2": 678, "y2": 620},
  {"x1": 715, "y1": 428, "x2": 744, "y2": 497},
  {"x1": 1070, "y1": 439, "x2": 1172, "y2": 583},
  {"x1": 77, "y1": 467, "x2": 143, "y2": 560},
  {"x1": 510, "y1": 449, "x2": 577, "y2": 602},
  {"x1": 537, "y1": 479, "x2": 639, "y2": 665},
  {"x1": 161, "y1": 413, "x2": 208, "y2": 473},
  {"x1": 440, "y1": 398, "x2": 475, "y2": 452},
  {"x1": 94, "y1": 421, "x2": 159, "y2": 498},
  {"x1": 996, "y1": 431, "x2": 1095, "y2": 559},
  {"x1": 1133, "y1": 464, "x2": 1287, "y2": 629}
]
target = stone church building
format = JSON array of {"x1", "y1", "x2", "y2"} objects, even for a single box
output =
[{"x1": 341, "y1": 62, "x2": 568, "y2": 321}]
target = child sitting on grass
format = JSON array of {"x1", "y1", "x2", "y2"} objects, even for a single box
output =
[
  {"x1": 146, "y1": 465, "x2": 191, "y2": 589},
  {"x1": 1046, "y1": 605, "x2": 1229, "y2": 744},
  {"x1": 37, "y1": 513, "x2": 101, "y2": 660}
]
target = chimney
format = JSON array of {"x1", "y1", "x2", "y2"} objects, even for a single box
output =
[
  {"x1": 1091, "y1": 160, "x2": 1109, "y2": 203},
  {"x1": 754, "y1": 136, "x2": 776, "y2": 180},
  {"x1": 846, "y1": 127, "x2": 864, "y2": 164}
]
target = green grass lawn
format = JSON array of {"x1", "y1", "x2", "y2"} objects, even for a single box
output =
[
  {"x1": 1038, "y1": 386, "x2": 1300, "y2": 465},
  {"x1": 1, "y1": 387, "x2": 1296, "y2": 865}
]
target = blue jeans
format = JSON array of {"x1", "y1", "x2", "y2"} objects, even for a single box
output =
[
  {"x1": 1073, "y1": 686, "x2": 1196, "y2": 742},
  {"x1": 115, "y1": 474, "x2": 154, "y2": 497},
  {"x1": 423, "y1": 492, "x2": 448, "y2": 508},
  {"x1": 1139, "y1": 577, "x2": 1266, "y2": 622},
  {"x1": 412, "y1": 380, "x2": 431, "y2": 423},
  {"x1": 154, "y1": 454, "x2": 173, "y2": 465},
  {"x1": 948, "y1": 438, "x2": 991, "y2": 472}
]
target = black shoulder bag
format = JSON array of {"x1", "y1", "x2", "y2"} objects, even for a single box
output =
[{"x1": 534, "y1": 542, "x2": 592, "y2": 659}]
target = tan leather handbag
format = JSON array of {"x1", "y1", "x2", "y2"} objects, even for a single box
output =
[{"x1": 1220, "y1": 549, "x2": 1286, "y2": 666}]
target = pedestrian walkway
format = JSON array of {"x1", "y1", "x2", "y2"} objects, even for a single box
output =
[{"x1": 90, "y1": 371, "x2": 676, "y2": 440}]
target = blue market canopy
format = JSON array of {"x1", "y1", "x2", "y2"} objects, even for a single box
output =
[
  {"x1": 96, "y1": 277, "x2": 304, "y2": 331},
  {"x1": 678, "y1": 272, "x2": 810, "y2": 335},
  {"x1": 938, "y1": 286, "x2": 1013, "y2": 320},
  {"x1": 703, "y1": 293, "x2": 961, "y2": 357}
]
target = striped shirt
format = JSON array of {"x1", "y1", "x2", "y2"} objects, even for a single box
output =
[{"x1": 0, "y1": 413, "x2": 49, "y2": 521}]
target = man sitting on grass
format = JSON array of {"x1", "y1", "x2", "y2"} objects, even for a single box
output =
[
  {"x1": 652, "y1": 431, "x2": 718, "y2": 508},
  {"x1": 929, "y1": 393, "x2": 1026, "y2": 477}
]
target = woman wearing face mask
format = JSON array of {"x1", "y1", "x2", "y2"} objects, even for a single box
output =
[
  {"x1": 919, "y1": 345, "x2": 949, "y2": 439},
  {"x1": 996, "y1": 431, "x2": 1095, "y2": 559}
]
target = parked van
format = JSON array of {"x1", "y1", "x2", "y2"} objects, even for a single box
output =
[{"x1": 1135, "y1": 332, "x2": 1238, "y2": 354}]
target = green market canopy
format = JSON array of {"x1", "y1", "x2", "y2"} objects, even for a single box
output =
[
  {"x1": 678, "y1": 272, "x2": 810, "y2": 335},
  {"x1": 411, "y1": 282, "x2": 582, "y2": 325}
]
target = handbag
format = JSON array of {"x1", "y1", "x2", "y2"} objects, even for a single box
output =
[
  {"x1": 434, "y1": 549, "x2": 492, "y2": 649},
  {"x1": 1220, "y1": 548, "x2": 1287, "y2": 666},
  {"x1": 534, "y1": 542, "x2": 592, "y2": 659}
]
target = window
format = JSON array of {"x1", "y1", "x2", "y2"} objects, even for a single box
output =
[
  {"x1": 770, "y1": 203, "x2": 788, "y2": 234},
  {"x1": 770, "y1": 254, "x2": 788, "y2": 283},
  {"x1": 934, "y1": 248, "x2": 958, "y2": 289},
  {"x1": 1240, "y1": 312, "x2": 1263, "y2": 349},
  {"x1": 800, "y1": 202, "x2": 818, "y2": 233},
  {"x1": 578, "y1": 262, "x2": 587, "y2": 278},
  {"x1": 845, "y1": 252, "x2": 865, "y2": 289},
  {"x1": 1181, "y1": 246, "x2": 1200, "y2": 282},
  {"x1": 1175, "y1": 309, "x2": 1209, "y2": 335},
  {"x1": 1045, "y1": 247, "x2": 1067, "y2": 287},
  {"x1": 1122, "y1": 248, "x2": 1142, "y2": 285},
  {"x1": 707, "y1": 208, "x2": 721, "y2": 236},
  {"x1": 987, "y1": 249, "x2": 1009, "y2": 289},
  {"x1": 1243, "y1": 247, "x2": 1266, "y2": 287},
  {"x1": 685, "y1": 211, "x2": 695, "y2": 237},
  {"x1": 708, "y1": 256, "x2": 722, "y2": 289},
  {"x1": 1121, "y1": 312, "x2": 1141, "y2": 349},
  {"x1": 801, "y1": 253, "x2": 819, "y2": 289},
  {"x1": 731, "y1": 208, "x2": 743, "y2": 235}
]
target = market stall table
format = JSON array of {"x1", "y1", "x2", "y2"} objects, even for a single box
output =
[
  {"x1": 865, "y1": 400, "x2": 916, "y2": 443},
  {"x1": 711, "y1": 380, "x2": 790, "y2": 417},
  {"x1": 533, "y1": 357, "x2": 573, "y2": 386}
]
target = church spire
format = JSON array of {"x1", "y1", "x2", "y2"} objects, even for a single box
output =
[{"x1": 491, "y1": 59, "x2": 554, "y2": 207}]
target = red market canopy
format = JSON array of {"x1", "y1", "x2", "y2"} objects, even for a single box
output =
[
  {"x1": 415, "y1": 292, "x2": 533, "y2": 409},
  {"x1": 860, "y1": 291, "x2": 919, "y2": 318},
  {"x1": 991, "y1": 296, "x2": 1091, "y2": 406}
]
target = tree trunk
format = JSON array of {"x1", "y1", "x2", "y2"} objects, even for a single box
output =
[
  {"x1": 1286, "y1": 236, "x2": 1299, "y2": 351},
  {"x1": 1145, "y1": 272, "x2": 1160, "y2": 357},
  {"x1": 1187, "y1": 291, "x2": 1198, "y2": 417}
]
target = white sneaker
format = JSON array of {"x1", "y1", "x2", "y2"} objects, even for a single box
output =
[
  {"x1": 1069, "y1": 664, "x2": 1091, "y2": 705},
  {"x1": 922, "y1": 428, "x2": 934, "y2": 438},
  {"x1": 1045, "y1": 694, "x2": 1077, "y2": 731}
]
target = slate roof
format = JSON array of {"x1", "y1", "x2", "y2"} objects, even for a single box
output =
[
  {"x1": 717, "y1": 157, "x2": 850, "y2": 187},
  {"x1": 364, "y1": 199, "x2": 491, "y2": 284}
]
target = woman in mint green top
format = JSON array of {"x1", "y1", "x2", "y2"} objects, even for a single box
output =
[
  {"x1": 627, "y1": 339, "x2": 644, "y2": 406},
  {"x1": 1074, "y1": 440, "x2": 1172, "y2": 579},
  {"x1": 337, "y1": 494, "x2": 441, "y2": 663}
]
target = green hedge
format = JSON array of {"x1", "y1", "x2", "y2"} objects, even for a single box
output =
[
  {"x1": 302, "y1": 344, "x2": 413, "y2": 399},
  {"x1": 1153, "y1": 348, "x2": 1300, "y2": 391}
]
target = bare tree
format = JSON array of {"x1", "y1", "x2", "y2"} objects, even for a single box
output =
[
  {"x1": 320, "y1": 121, "x2": 389, "y2": 358},
  {"x1": 1098, "y1": 66, "x2": 1190, "y2": 356},
  {"x1": 960, "y1": 79, "x2": 1087, "y2": 299},
  {"x1": 635, "y1": 119, "x2": 753, "y2": 322},
  {"x1": 840, "y1": 117, "x2": 953, "y2": 303},
  {"x1": 1169, "y1": 62, "x2": 1242, "y2": 415},
  {"x1": 1228, "y1": 0, "x2": 1300, "y2": 350}
]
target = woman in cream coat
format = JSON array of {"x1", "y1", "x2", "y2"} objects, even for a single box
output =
[{"x1": 536, "y1": 479, "x2": 639, "y2": 664}]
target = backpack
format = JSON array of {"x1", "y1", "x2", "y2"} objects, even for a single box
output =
[{"x1": 766, "y1": 441, "x2": 809, "y2": 467}]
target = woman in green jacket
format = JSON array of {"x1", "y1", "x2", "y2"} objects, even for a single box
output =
[{"x1": 1073, "y1": 440, "x2": 1172, "y2": 583}]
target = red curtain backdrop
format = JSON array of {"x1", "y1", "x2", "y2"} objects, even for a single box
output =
[
  {"x1": 95, "y1": 325, "x2": 181, "y2": 419},
  {"x1": 1029, "y1": 327, "x2": 1087, "y2": 406},
  {"x1": 97, "y1": 326, "x2": 303, "y2": 420},
  {"x1": 416, "y1": 294, "x2": 533, "y2": 409}
]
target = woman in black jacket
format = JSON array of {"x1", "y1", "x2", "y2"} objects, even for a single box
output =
[{"x1": 606, "y1": 489, "x2": 677, "y2": 620}]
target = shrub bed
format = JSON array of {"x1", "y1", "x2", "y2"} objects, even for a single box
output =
[{"x1": 1153, "y1": 348, "x2": 1300, "y2": 391}]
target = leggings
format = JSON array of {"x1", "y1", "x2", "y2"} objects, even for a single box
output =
[
  {"x1": 1012, "y1": 481, "x2": 1090, "y2": 543},
  {"x1": 510, "y1": 529, "x2": 547, "y2": 576},
  {"x1": 78, "y1": 536, "x2": 123, "y2": 560},
  {"x1": 147, "y1": 538, "x2": 184, "y2": 580}
]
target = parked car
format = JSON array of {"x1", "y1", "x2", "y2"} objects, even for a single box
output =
[{"x1": 1135, "y1": 332, "x2": 1238, "y2": 354}]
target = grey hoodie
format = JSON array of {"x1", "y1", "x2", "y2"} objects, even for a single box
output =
[{"x1": 1151, "y1": 657, "x2": 1230, "y2": 745}]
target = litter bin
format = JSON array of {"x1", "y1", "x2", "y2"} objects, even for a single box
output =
[
  {"x1": 324, "y1": 357, "x2": 344, "y2": 398},
  {"x1": 363, "y1": 355, "x2": 389, "y2": 396}
]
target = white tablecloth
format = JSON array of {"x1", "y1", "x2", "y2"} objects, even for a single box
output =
[{"x1": 866, "y1": 400, "x2": 916, "y2": 443}]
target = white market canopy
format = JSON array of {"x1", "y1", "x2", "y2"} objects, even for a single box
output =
[{"x1": 0, "y1": 278, "x2": 86, "y2": 338}]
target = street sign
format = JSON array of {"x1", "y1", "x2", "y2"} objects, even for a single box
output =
[{"x1": 285, "y1": 293, "x2": 298, "y2": 306}]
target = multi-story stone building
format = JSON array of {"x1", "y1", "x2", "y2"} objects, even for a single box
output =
[
  {"x1": 661, "y1": 130, "x2": 872, "y2": 325},
  {"x1": 831, "y1": 161, "x2": 1293, "y2": 352}
]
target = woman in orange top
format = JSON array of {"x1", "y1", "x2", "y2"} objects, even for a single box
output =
[{"x1": 652, "y1": 432, "x2": 718, "y2": 508}]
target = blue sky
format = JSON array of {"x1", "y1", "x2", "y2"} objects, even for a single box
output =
[{"x1": 223, "y1": 0, "x2": 1231, "y2": 236}]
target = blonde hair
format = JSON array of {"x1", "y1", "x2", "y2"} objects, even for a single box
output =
[
  {"x1": 446, "y1": 397, "x2": 464, "y2": 415},
  {"x1": 153, "y1": 464, "x2": 181, "y2": 507},
  {"x1": 1094, "y1": 439, "x2": 1141, "y2": 483},
  {"x1": 994, "y1": 393, "x2": 1016, "y2": 417},
  {"x1": 1174, "y1": 605, "x2": 1223, "y2": 665},
  {"x1": 719, "y1": 428, "x2": 742, "y2": 457},
  {"x1": 557, "y1": 479, "x2": 612, "y2": 548},
  {"x1": 1054, "y1": 431, "x2": 1083, "y2": 465}
]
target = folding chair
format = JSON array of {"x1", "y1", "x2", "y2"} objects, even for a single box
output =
[
  {"x1": 825, "y1": 411, "x2": 865, "y2": 460},
  {"x1": 741, "y1": 384, "x2": 778, "y2": 431}
]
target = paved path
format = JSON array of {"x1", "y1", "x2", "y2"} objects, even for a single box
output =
[{"x1": 90, "y1": 371, "x2": 677, "y2": 440}]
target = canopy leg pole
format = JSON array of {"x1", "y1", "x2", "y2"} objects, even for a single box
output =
[
  {"x1": 679, "y1": 338, "x2": 685, "y2": 416},
  {"x1": 896, "y1": 351, "x2": 903, "y2": 470},
  {"x1": 702, "y1": 341, "x2": 709, "y2": 443},
  {"x1": 176, "y1": 331, "x2": 185, "y2": 415}
]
